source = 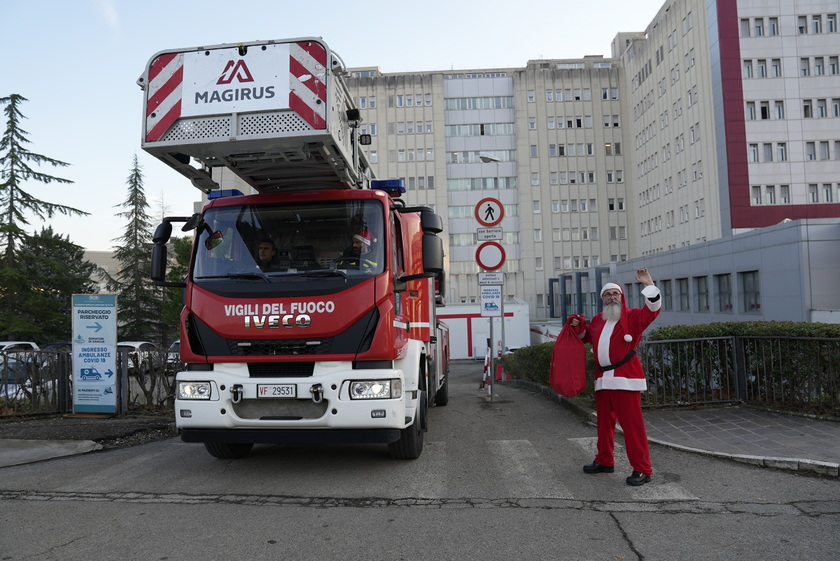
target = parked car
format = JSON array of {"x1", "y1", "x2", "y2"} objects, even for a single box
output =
[
  {"x1": 0, "y1": 357, "x2": 29, "y2": 401},
  {"x1": 117, "y1": 341, "x2": 161, "y2": 375},
  {"x1": 42, "y1": 342, "x2": 71, "y2": 352},
  {"x1": 166, "y1": 340, "x2": 181, "y2": 371},
  {"x1": 0, "y1": 341, "x2": 40, "y2": 366}
]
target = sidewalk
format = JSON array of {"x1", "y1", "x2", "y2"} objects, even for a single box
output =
[{"x1": 503, "y1": 380, "x2": 840, "y2": 478}]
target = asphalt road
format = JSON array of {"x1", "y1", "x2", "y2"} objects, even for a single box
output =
[{"x1": 1, "y1": 360, "x2": 838, "y2": 560}]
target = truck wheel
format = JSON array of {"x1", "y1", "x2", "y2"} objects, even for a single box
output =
[
  {"x1": 204, "y1": 442, "x2": 254, "y2": 459},
  {"x1": 434, "y1": 377, "x2": 449, "y2": 407},
  {"x1": 388, "y1": 391, "x2": 426, "y2": 460}
]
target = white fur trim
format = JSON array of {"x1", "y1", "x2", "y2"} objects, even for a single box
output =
[
  {"x1": 600, "y1": 282, "x2": 622, "y2": 297},
  {"x1": 595, "y1": 376, "x2": 648, "y2": 391}
]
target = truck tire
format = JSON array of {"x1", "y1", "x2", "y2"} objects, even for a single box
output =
[
  {"x1": 204, "y1": 442, "x2": 254, "y2": 459},
  {"x1": 434, "y1": 377, "x2": 449, "y2": 406},
  {"x1": 388, "y1": 391, "x2": 426, "y2": 460}
]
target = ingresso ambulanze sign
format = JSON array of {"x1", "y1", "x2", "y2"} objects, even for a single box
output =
[{"x1": 72, "y1": 294, "x2": 118, "y2": 414}]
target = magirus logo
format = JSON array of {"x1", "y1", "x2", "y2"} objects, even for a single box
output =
[
  {"x1": 193, "y1": 59, "x2": 275, "y2": 104},
  {"x1": 216, "y1": 60, "x2": 254, "y2": 84}
]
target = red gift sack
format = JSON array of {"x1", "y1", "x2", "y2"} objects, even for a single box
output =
[{"x1": 549, "y1": 324, "x2": 586, "y2": 397}]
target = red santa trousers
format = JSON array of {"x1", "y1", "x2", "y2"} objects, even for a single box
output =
[{"x1": 594, "y1": 389, "x2": 652, "y2": 475}]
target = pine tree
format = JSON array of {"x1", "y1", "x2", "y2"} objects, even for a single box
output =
[
  {"x1": 105, "y1": 155, "x2": 166, "y2": 345},
  {"x1": 0, "y1": 94, "x2": 89, "y2": 340},
  {"x1": 15, "y1": 227, "x2": 97, "y2": 343},
  {"x1": 0, "y1": 94, "x2": 87, "y2": 260}
]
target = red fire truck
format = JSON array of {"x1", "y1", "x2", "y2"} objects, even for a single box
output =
[{"x1": 139, "y1": 38, "x2": 449, "y2": 459}]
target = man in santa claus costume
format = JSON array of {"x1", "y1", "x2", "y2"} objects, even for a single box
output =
[{"x1": 568, "y1": 268, "x2": 661, "y2": 486}]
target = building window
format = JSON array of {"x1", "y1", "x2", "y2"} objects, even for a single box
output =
[
  {"x1": 661, "y1": 279, "x2": 673, "y2": 311},
  {"x1": 743, "y1": 60, "x2": 753, "y2": 78},
  {"x1": 741, "y1": 271, "x2": 761, "y2": 313},
  {"x1": 780, "y1": 185, "x2": 790, "y2": 203},
  {"x1": 716, "y1": 274, "x2": 733, "y2": 312},
  {"x1": 766, "y1": 185, "x2": 776, "y2": 204},
  {"x1": 695, "y1": 276, "x2": 709, "y2": 311},
  {"x1": 677, "y1": 278, "x2": 690, "y2": 311}
]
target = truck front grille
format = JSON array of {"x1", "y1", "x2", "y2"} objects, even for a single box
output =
[
  {"x1": 228, "y1": 338, "x2": 332, "y2": 356},
  {"x1": 248, "y1": 362, "x2": 315, "y2": 378}
]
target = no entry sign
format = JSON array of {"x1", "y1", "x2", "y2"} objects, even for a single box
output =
[{"x1": 475, "y1": 241, "x2": 506, "y2": 271}]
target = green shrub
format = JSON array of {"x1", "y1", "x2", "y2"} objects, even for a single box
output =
[
  {"x1": 648, "y1": 321, "x2": 840, "y2": 340},
  {"x1": 501, "y1": 341, "x2": 598, "y2": 406},
  {"x1": 502, "y1": 322, "x2": 840, "y2": 415}
]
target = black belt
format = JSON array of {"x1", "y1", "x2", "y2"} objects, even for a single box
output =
[{"x1": 597, "y1": 349, "x2": 636, "y2": 372}]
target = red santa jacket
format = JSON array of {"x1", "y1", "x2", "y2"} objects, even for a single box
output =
[{"x1": 576, "y1": 285, "x2": 661, "y2": 391}]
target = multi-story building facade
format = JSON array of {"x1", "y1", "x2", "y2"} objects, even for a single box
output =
[
  {"x1": 346, "y1": 0, "x2": 840, "y2": 324},
  {"x1": 347, "y1": 60, "x2": 634, "y2": 318}
]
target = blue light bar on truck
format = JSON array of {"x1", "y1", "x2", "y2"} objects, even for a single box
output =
[
  {"x1": 207, "y1": 189, "x2": 245, "y2": 199},
  {"x1": 371, "y1": 179, "x2": 405, "y2": 196}
]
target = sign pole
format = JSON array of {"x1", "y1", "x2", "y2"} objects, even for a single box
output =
[{"x1": 489, "y1": 319, "x2": 495, "y2": 402}]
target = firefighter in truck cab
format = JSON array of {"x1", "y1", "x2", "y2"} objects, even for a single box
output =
[{"x1": 340, "y1": 228, "x2": 378, "y2": 270}]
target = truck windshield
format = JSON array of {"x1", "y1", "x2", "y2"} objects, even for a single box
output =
[{"x1": 193, "y1": 200, "x2": 385, "y2": 281}]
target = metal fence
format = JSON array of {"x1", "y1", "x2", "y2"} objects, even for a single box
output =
[
  {"x1": 639, "y1": 336, "x2": 840, "y2": 417},
  {"x1": 1, "y1": 349, "x2": 177, "y2": 418}
]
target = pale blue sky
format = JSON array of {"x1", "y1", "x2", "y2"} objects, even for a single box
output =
[{"x1": 1, "y1": 0, "x2": 662, "y2": 251}]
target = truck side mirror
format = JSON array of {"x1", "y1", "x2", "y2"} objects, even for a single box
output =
[
  {"x1": 422, "y1": 233, "x2": 444, "y2": 274},
  {"x1": 150, "y1": 217, "x2": 192, "y2": 288},
  {"x1": 150, "y1": 242, "x2": 169, "y2": 283}
]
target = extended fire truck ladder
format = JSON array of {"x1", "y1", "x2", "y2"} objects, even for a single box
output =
[{"x1": 137, "y1": 37, "x2": 371, "y2": 194}]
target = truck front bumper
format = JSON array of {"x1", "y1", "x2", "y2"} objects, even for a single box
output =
[
  {"x1": 180, "y1": 427, "x2": 402, "y2": 444},
  {"x1": 174, "y1": 362, "x2": 416, "y2": 434}
]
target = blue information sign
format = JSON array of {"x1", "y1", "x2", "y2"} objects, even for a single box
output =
[{"x1": 72, "y1": 294, "x2": 118, "y2": 414}]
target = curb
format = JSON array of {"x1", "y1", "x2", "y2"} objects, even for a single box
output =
[{"x1": 499, "y1": 380, "x2": 840, "y2": 478}]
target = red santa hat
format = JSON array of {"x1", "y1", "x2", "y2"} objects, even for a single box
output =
[
  {"x1": 353, "y1": 229, "x2": 375, "y2": 246},
  {"x1": 601, "y1": 282, "x2": 633, "y2": 343}
]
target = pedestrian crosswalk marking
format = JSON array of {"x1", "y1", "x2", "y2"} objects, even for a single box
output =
[{"x1": 486, "y1": 439, "x2": 574, "y2": 499}]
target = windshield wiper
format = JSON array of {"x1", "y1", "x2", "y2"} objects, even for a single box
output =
[
  {"x1": 300, "y1": 269, "x2": 349, "y2": 279},
  {"x1": 196, "y1": 273, "x2": 268, "y2": 282}
]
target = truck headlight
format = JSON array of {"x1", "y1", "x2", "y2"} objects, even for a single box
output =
[
  {"x1": 179, "y1": 381, "x2": 212, "y2": 400},
  {"x1": 349, "y1": 379, "x2": 401, "y2": 400}
]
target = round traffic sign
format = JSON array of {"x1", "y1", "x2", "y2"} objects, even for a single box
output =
[
  {"x1": 475, "y1": 197, "x2": 504, "y2": 227},
  {"x1": 475, "y1": 241, "x2": 506, "y2": 271}
]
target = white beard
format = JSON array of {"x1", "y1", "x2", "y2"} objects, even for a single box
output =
[{"x1": 602, "y1": 302, "x2": 622, "y2": 322}]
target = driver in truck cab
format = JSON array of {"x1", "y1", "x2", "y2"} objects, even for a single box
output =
[
  {"x1": 256, "y1": 239, "x2": 283, "y2": 271},
  {"x1": 341, "y1": 228, "x2": 378, "y2": 270}
]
